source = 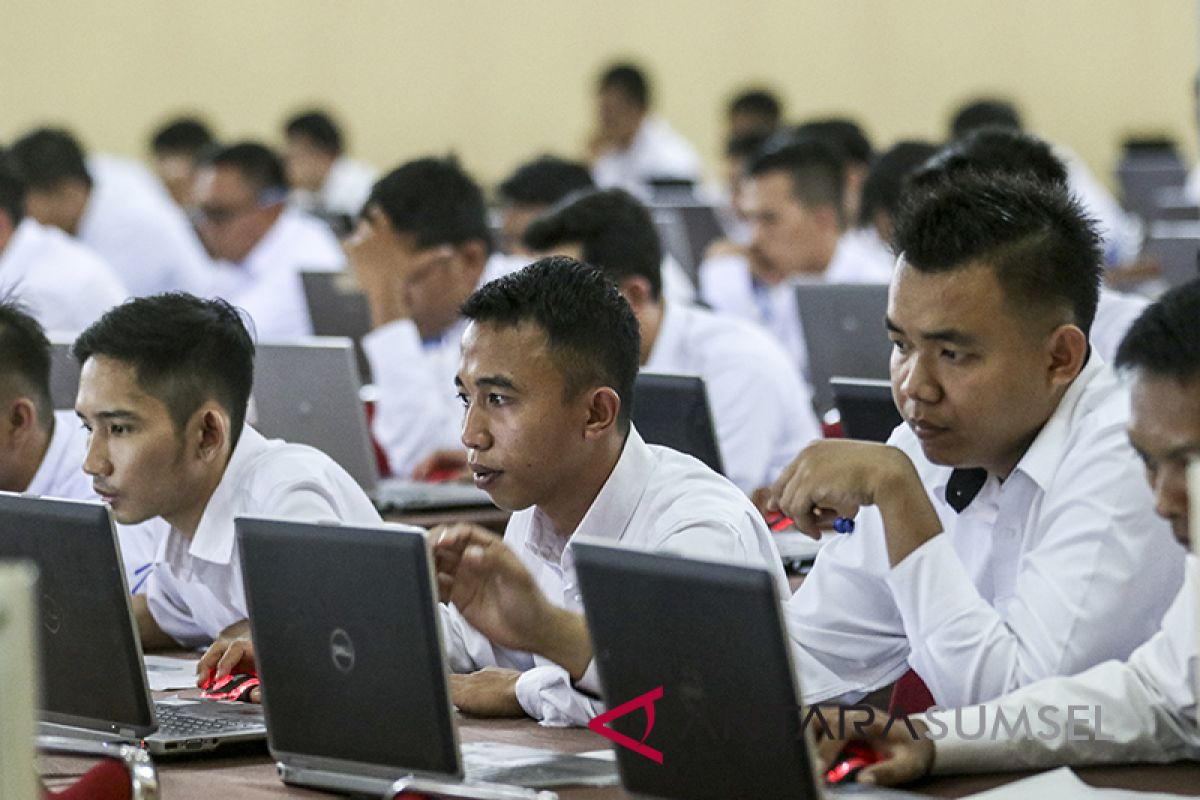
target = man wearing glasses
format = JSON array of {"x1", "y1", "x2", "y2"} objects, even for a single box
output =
[{"x1": 193, "y1": 141, "x2": 345, "y2": 339}]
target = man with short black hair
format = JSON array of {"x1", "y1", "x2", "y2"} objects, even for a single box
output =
[
  {"x1": 10, "y1": 127, "x2": 209, "y2": 297},
  {"x1": 73, "y1": 293, "x2": 379, "y2": 649},
  {"x1": 524, "y1": 188, "x2": 820, "y2": 495},
  {"x1": 773, "y1": 171, "x2": 1182, "y2": 707},
  {"x1": 795, "y1": 117, "x2": 874, "y2": 226},
  {"x1": 282, "y1": 109, "x2": 376, "y2": 220},
  {"x1": 855, "y1": 139, "x2": 939, "y2": 252},
  {"x1": 589, "y1": 62, "x2": 701, "y2": 197},
  {"x1": 149, "y1": 116, "x2": 215, "y2": 210},
  {"x1": 495, "y1": 156, "x2": 594, "y2": 256},
  {"x1": 727, "y1": 88, "x2": 782, "y2": 139},
  {"x1": 194, "y1": 141, "x2": 345, "y2": 338},
  {"x1": 0, "y1": 148, "x2": 127, "y2": 331}
]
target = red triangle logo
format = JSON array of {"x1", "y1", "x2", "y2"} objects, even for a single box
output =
[{"x1": 588, "y1": 685, "x2": 664, "y2": 764}]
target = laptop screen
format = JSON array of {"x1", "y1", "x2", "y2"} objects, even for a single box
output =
[
  {"x1": 574, "y1": 542, "x2": 819, "y2": 799},
  {"x1": 795, "y1": 283, "x2": 891, "y2": 415},
  {"x1": 0, "y1": 493, "x2": 155, "y2": 734},
  {"x1": 238, "y1": 518, "x2": 459, "y2": 776}
]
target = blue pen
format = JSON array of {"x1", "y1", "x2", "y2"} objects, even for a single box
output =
[
  {"x1": 129, "y1": 562, "x2": 153, "y2": 595},
  {"x1": 832, "y1": 516, "x2": 856, "y2": 534}
]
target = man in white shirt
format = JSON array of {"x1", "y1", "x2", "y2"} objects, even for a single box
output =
[
  {"x1": 148, "y1": 116, "x2": 216, "y2": 212},
  {"x1": 812, "y1": 279, "x2": 1200, "y2": 786},
  {"x1": 771, "y1": 171, "x2": 1183, "y2": 708},
  {"x1": 0, "y1": 150, "x2": 127, "y2": 332},
  {"x1": 589, "y1": 62, "x2": 702, "y2": 199},
  {"x1": 282, "y1": 110, "x2": 376, "y2": 223},
  {"x1": 10, "y1": 128, "x2": 210, "y2": 297},
  {"x1": 523, "y1": 188, "x2": 821, "y2": 495},
  {"x1": 193, "y1": 142, "x2": 346, "y2": 339},
  {"x1": 0, "y1": 301, "x2": 162, "y2": 581},
  {"x1": 348, "y1": 157, "x2": 523, "y2": 478},
  {"x1": 72, "y1": 293, "x2": 380, "y2": 651}
]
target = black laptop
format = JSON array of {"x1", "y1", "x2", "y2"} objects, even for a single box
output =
[{"x1": 631, "y1": 373, "x2": 724, "y2": 474}]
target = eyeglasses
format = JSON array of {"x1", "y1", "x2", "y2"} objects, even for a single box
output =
[{"x1": 190, "y1": 188, "x2": 288, "y2": 228}]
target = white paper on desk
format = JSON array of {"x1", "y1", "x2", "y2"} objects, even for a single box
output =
[
  {"x1": 142, "y1": 655, "x2": 199, "y2": 691},
  {"x1": 966, "y1": 766, "x2": 1191, "y2": 798}
]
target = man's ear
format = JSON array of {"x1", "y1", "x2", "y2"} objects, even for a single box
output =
[
  {"x1": 1045, "y1": 323, "x2": 1089, "y2": 389},
  {"x1": 4, "y1": 397, "x2": 39, "y2": 440},
  {"x1": 456, "y1": 240, "x2": 489, "y2": 281},
  {"x1": 617, "y1": 276, "x2": 655, "y2": 313},
  {"x1": 191, "y1": 402, "x2": 232, "y2": 462},
  {"x1": 582, "y1": 387, "x2": 621, "y2": 440}
]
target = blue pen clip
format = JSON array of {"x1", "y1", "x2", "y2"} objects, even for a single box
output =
[
  {"x1": 129, "y1": 562, "x2": 154, "y2": 596},
  {"x1": 832, "y1": 516, "x2": 856, "y2": 534}
]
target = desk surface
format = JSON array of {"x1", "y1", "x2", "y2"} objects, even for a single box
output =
[{"x1": 39, "y1": 714, "x2": 1200, "y2": 799}]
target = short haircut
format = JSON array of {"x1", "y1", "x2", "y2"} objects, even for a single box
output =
[
  {"x1": 284, "y1": 110, "x2": 343, "y2": 156},
  {"x1": 598, "y1": 62, "x2": 650, "y2": 108},
  {"x1": 72, "y1": 294, "x2": 255, "y2": 450},
  {"x1": 892, "y1": 171, "x2": 1102, "y2": 335},
  {"x1": 202, "y1": 141, "x2": 287, "y2": 197},
  {"x1": 460, "y1": 256, "x2": 640, "y2": 431},
  {"x1": 497, "y1": 156, "x2": 594, "y2": 207},
  {"x1": 725, "y1": 131, "x2": 770, "y2": 161},
  {"x1": 365, "y1": 157, "x2": 491, "y2": 251},
  {"x1": 1115, "y1": 279, "x2": 1200, "y2": 383},
  {"x1": 150, "y1": 117, "x2": 215, "y2": 156},
  {"x1": 747, "y1": 136, "x2": 846, "y2": 222},
  {"x1": 794, "y1": 118, "x2": 873, "y2": 165},
  {"x1": 9, "y1": 128, "x2": 92, "y2": 190},
  {"x1": 857, "y1": 140, "x2": 940, "y2": 228},
  {"x1": 522, "y1": 188, "x2": 663, "y2": 300},
  {"x1": 0, "y1": 300, "x2": 53, "y2": 429},
  {"x1": 0, "y1": 149, "x2": 26, "y2": 225},
  {"x1": 950, "y1": 98, "x2": 1024, "y2": 139},
  {"x1": 729, "y1": 89, "x2": 782, "y2": 125},
  {"x1": 913, "y1": 128, "x2": 1067, "y2": 189}
]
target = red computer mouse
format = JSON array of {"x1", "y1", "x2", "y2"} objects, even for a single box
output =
[{"x1": 826, "y1": 741, "x2": 884, "y2": 784}]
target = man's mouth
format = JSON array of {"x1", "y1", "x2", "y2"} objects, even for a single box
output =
[
  {"x1": 909, "y1": 419, "x2": 950, "y2": 441},
  {"x1": 470, "y1": 465, "x2": 503, "y2": 490}
]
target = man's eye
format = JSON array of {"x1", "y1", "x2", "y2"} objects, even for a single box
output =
[
  {"x1": 890, "y1": 339, "x2": 908, "y2": 353},
  {"x1": 941, "y1": 349, "x2": 961, "y2": 362},
  {"x1": 488, "y1": 393, "x2": 508, "y2": 406},
  {"x1": 457, "y1": 392, "x2": 470, "y2": 408},
  {"x1": 110, "y1": 424, "x2": 129, "y2": 435}
]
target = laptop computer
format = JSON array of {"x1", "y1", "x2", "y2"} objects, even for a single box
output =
[
  {"x1": 830, "y1": 377, "x2": 903, "y2": 444},
  {"x1": 300, "y1": 270, "x2": 374, "y2": 383},
  {"x1": 572, "y1": 542, "x2": 922, "y2": 799},
  {"x1": 47, "y1": 335, "x2": 79, "y2": 410},
  {"x1": 0, "y1": 493, "x2": 266, "y2": 756},
  {"x1": 237, "y1": 517, "x2": 619, "y2": 797},
  {"x1": 0, "y1": 562, "x2": 39, "y2": 800},
  {"x1": 631, "y1": 373, "x2": 724, "y2": 475},
  {"x1": 795, "y1": 284, "x2": 891, "y2": 415},
  {"x1": 1143, "y1": 222, "x2": 1200, "y2": 289},
  {"x1": 251, "y1": 337, "x2": 495, "y2": 513}
]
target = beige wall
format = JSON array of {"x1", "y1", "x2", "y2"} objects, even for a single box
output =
[{"x1": 0, "y1": 0, "x2": 1195, "y2": 191}]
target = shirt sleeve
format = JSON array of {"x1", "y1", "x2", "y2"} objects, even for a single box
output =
[
  {"x1": 515, "y1": 665, "x2": 604, "y2": 728},
  {"x1": 363, "y1": 320, "x2": 462, "y2": 477},
  {"x1": 143, "y1": 566, "x2": 210, "y2": 648}
]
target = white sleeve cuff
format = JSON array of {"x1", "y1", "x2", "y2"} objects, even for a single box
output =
[{"x1": 515, "y1": 665, "x2": 604, "y2": 728}]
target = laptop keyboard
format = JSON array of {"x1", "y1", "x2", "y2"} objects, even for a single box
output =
[{"x1": 155, "y1": 703, "x2": 262, "y2": 735}]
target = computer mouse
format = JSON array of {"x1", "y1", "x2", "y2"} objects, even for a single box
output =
[
  {"x1": 825, "y1": 741, "x2": 883, "y2": 785},
  {"x1": 199, "y1": 672, "x2": 261, "y2": 702}
]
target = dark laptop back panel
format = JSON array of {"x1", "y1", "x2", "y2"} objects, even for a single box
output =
[
  {"x1": 795, "y1": 283, "x2": 891, "y2": 415},
  {"x1": 301, "y1": 271, "x2": 374, "y2": 383},
  {"x1": 574, "y1": 544, "x2": 817, "y2": 800},
  {"x1": 0, "y1": 494, "x2": 154, "y2": 734},
  {"x1": 1143, "y1": 222, "x2": 1200, "y2": 289},
  {"x1": 238, "y1": 518, "x2": 459, "y2": 776},
  {"x1": 631, "y1": 373, "x2": 724, "y2": 475},
  {"x1": 48, "y1": 338, "x2": 80, "y2": 410},
  {"x1": 831, "y1": 377, "x2": 903, "y2": 443}
]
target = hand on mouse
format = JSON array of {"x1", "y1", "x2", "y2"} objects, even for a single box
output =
[
  {"x1": 812, "y1": 705, "x2": 934, "y2": 787},
  {"x1": 196, "y1": 619, "x2": 261, "y2": 703}
]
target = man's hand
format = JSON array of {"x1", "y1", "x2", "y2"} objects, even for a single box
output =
[
  {"x1": 768, "y1": 440, "x2": 942, "y2": 565},
  {"x1": 413, "y1": 449, "x2": 470, "y2": 482},
  {"x1": 813, "y1": 707, "x2": 935, "y2": 787},
  {"x1": 433, "y1": 524, "x2": 593, "y2": 679},
  {"x1": 448, "y1": 667, "x2": 526, "y2": 718},
  {"x1": 196, "y1": 620, "x2": 261, "y2": 702}
]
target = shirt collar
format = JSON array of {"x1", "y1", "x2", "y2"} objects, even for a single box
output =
[
  {"x1": 184, "y1": 425, "x2": 271, "y2": 565},
  {"x1": 26, "y1": 410, "x2": 78, "y2": 496}
]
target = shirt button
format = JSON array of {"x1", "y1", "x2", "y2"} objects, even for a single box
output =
[{"x1": 573, "y1": 594, "x2": 582, "y2": 603}]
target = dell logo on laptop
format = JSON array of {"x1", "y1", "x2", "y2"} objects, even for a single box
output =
[{"x1": 329, "y1": 628, "x2": 355, "y2": 673}]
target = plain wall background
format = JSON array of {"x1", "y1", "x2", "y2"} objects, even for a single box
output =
[{"x1": 1, "y1": 0, "x2": 1195, "y2": 190}]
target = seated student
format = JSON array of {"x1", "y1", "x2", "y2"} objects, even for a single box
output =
[
  {"x1": 10, "y1": 127, "x2": 210, "y2": 297},
  {"x1": 0, "y1": 301, "x2": 163, "y2": 581},
  {"x1": 726, "y1": 88, "x2": 783, "y2": 140},
  {"x1": 72, "y1": 293, "x2": 380, "y2": 650},
  {"x1": 200, "y1": 258, "x2": 787, "y2": 725},
  {"x1": 794, "y1": 118, "x2": 874, "y2": 228},
  {"x1": 281, "y1": 109, "x2": 377, "y2": 221},
  {"x1": 813, "y1": 280, "x2": 1200, "y2": 786},
  {"x1": 148, "y1": 116, "x2": 216, "y2": 212},
  {"x1": 523, "y1": 188, "x2": 821, "y2": 495},
  {"x1": 0, "y1": 149, "x2": 127, "y2": 332},
  {"x1": 772, "y1": 170, "x2": 1183, "y2": 709},
  {"x1": 912, "y1": 127, "x2": 1151, "y2": 365},
  {"x1": 348, "y1": 157, "x2": 522, "y2": 478},
  {"x1": 193, "y1": 142, "x2": 346, "y2": 339}
]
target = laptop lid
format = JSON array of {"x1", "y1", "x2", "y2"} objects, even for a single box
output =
[
  {"x1": 1143, "y1": 222, "x2": 1200, "y2": 289},
  {"x1": 573, "y1": 542, "x2": 818, "y2": 799},
  {"x1": 238, "y1": 517, "x2": 461, "y2": 782},
  {"x1": 301, "y1": 270, "x2": 374, "y2": 383},
  {"x1": 0, "y1": 493, "x2": 155, "y2": 737},
  {"x1": 830, "y1": 377, "x2": 902, "y2": 444},
  {"x1": 631, "y1": 373, "x2": 724, "y2": 475},
  {"x1": 795, "y1": 283, "x2": 891, "y2": 415},
  {"x1": 252, "y1": 338, "x2": 380, "y2": 491},
  {"x1": 48, "y1": 335, "x2": 80, "y2": 410}
]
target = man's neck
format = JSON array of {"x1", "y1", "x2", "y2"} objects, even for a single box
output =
[
  {"x1": 14, "y1": 420, "x2": 54, "y2": 493},
  {"x1": 638, "y1": 301, "x2": 664, "y2": 365},
  {"x1": 540, "y1": 433, "x2": 627, "y2": 539}
]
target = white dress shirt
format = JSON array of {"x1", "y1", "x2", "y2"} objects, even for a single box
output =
[
  {"x1": 660, "y1": 253, "x2": 696, "y2": 307},
  {"x1": 290, "y1": 157, "x2": 378, "y2": 219},
  {"x1": 144, "y1": 425, "x2": 381, "y2": 646},
  {"x1": 823, "y1": 227, "x2": 896, "y2": 284},
  {"x1": 78, "y1": 156, "x2": 211, "y2": 296},
  {"x1": 1091, "y1": 287, "x2": 1150, "y2": 365},
  {"x1": 592, "y1": 116, "x2": 702, "y2": 199},
  {"x1": 0, "y1": 219, "x2": 128, "y2": 332},
  {"x1": 785, "y1": 353, "x2": 1185, "y2": 706},
  {"x1": 27, "y1": 410, "x2": 166, "y2": 590},
  {"x1": 364, "y1": 253, "x2": 525, "y2": 477},
  {"x1": 644, "y1": 302, "x2": 820, "y2": 492},
  {"x1": 928, "y1": 556, "x2": 1199, "y2": 773},
  {"x1": 439, "y1": 427, "x2": 789, "y2": 726},
  {"x1": 204, "y1": 208, "x2": 345, "y2": 340}
]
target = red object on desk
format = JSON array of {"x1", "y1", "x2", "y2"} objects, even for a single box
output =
[
  {"x1": 825, "y1": 740, "x2": 883, "y2": 785},
  {"x1": 363, "y1": 398, "x2": 393, "y2": 477},
  {"x1": 888, "y1": 668, "x2": 936, "y2": 716},
  {"x1": 44, "y1": 759, "x2": 131, "y2": 800}
]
